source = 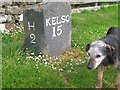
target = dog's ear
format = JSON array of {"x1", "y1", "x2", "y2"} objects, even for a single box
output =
[
  {"x1": 106, "y1": 44, "x2": 115, "y2": 56},
  {"x1": 86, "y1": 43, "x2": 91, "y2": 52}
]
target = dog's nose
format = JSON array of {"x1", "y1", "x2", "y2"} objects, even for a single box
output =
[{"x1": 87, "y1": 65, "x2": 93, "y2": 69}]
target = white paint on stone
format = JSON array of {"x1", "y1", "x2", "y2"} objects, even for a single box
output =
[{"x1": 19, "y1": 14, "x2": 23, "y2": 22}]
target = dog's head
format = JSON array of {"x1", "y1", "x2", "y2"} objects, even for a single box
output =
[{"x1": 86, "y1": 40, "x2": 115, "y2": 69}]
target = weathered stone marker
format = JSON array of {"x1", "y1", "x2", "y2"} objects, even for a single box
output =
[{"x1": 23, "y1": 2, "x2": 71, "y2": 56}]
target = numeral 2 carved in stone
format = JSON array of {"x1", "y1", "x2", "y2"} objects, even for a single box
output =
[
  {"x1": 30, "y1": 33, "x2": 36, "y2": 44},
  {"x1": 28, "y1": 22, "x2": 36, "y2": 44}
]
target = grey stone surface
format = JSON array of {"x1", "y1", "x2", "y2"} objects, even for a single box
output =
[
  {"x1": 0, "y1": 14, "x2": 12, "y2": 22},
  {"x1": 0, "y1": 2, "x2": 4, "y2": 7},
  {"x1": 23, "y1": 2, "x2": 71, "y2": 56},
  {"x1": 0, "y1": 7, "x2": 5, "y2": 14},
  {"x1": 5, "y1": 6, "x2": 24, "y2": 15}
]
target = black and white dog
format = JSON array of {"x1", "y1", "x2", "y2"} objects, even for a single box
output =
[{"x1": 86, "y1": 27, "x2": 120, "y2": 89}]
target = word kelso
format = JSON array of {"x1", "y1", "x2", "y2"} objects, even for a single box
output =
[
  {"x1": 46, "y1": 15, "x2": 70, "y2": 26},
  {"x1": 46, "y1": 15, "x2": 70, "y2": 38}
]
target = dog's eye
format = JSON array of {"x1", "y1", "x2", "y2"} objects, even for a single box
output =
[{"x1": 96, "y1": 55, "x2": 101, "y2": 58}]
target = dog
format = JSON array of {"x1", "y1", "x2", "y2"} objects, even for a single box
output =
[{"x1": 86, "y1": 27, "x2": 120, "y2": 89}]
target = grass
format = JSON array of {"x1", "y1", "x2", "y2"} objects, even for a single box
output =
[{"x1": 2, "y1": 6, "x2": 118, "y2": 88}]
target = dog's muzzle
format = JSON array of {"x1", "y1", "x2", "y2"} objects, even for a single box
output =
[{"x1": 87, "y1": 59, "x2": 95, "y2": 69}]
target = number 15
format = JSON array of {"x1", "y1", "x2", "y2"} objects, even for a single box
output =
[{"x1": 52, "y1": 25, "x2": 62, "y2": 38}]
